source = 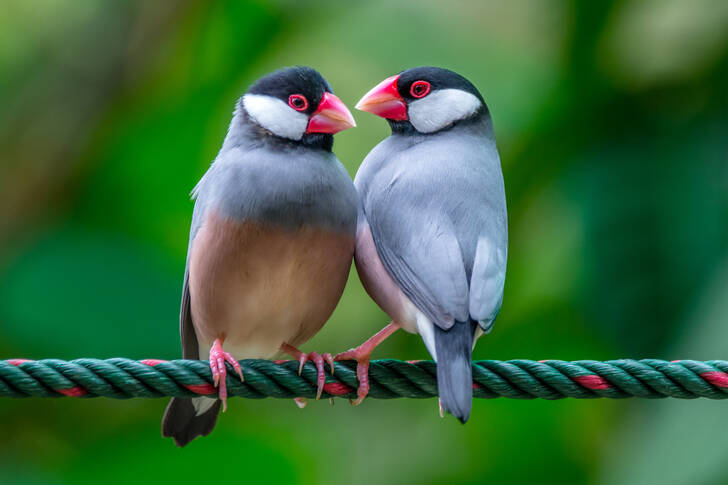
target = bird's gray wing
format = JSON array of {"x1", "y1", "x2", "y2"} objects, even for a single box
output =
[
  {"x1": 179, "y1": 172, "x2": 212, "y2": 360},
  {"x1": 366, "y1": 197, "x2": 469, "y2": 329},
  {"x1": 468, "y1": 236, "x2": 507, "y2": 329},
  {"x1": 179, "y1": 268, "x2": 198, "y2": 359}
]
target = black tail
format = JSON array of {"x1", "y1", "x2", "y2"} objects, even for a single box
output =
[
  {"x1": 162, "y1": 397, "x2": 220, "y2": 447},
  {"x1": 434, "y1": 319, "x2": 477, "y2": 423}
]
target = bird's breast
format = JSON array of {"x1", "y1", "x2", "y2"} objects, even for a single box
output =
[{"x1": 188, "y1": 210, "x2": 354, "y2": 358}]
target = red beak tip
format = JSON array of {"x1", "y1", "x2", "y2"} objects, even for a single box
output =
[
  {"x1": 356, "y1": 75, "x2": 407, "y2": 120},
  {"x1": 305, "y1": 92, "x2": 356, "y2": 134}
]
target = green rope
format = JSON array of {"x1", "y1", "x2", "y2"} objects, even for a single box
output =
[{"x1": 2, "y1": 358, "x2": 728, "y2": 400}]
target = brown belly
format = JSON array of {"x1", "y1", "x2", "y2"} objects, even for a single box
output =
[{"x1": 188, "y1": 211, "x2": 354, "y2": 359}]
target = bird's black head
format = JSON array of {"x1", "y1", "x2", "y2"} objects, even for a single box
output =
[
  {"x1": 239, "y1": 66, "x2": 355, "y2": 150},
  {"x1": 396, "y1": 67, "x2": 484, "y2": 105},
  {"x1": 356, "y1": 66, "x2": 488, "y2": 134},
  {"x1": 248, "y1": 66, "x2": 331, "y2": 116}
]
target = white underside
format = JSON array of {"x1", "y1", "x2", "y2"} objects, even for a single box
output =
[
  {"x1": 396, "y1": 293, "x2": 438, "y2": 361},
  {"x1": 415, "y1": 312, "x2": 438, "y2": 362},
  {"x1": 398, "y1": 290, "x2": 490, "y2": 364},
  {"x1": 193, "y1": 396, "x2": 217, "y2": 415}
]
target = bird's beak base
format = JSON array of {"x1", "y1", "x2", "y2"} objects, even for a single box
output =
[
  {"x1": 306, "y1": 92, "x2": 356, "y2": 134},
  {"x1": 355, "y1": 75, "x2": 407, "y2": 121}
]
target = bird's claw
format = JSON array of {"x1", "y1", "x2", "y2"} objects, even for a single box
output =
[
  {"x1": 209, "y1": 338, "x2": 244, "y2": 412},
  {"x1": 333, "y1": 322, "x2": 400, "y2": 406},
  {"x1": 299, "y1": 351, "x2": 334, "y2": 400},
  {"x1": 334, "y1": 347, "x2": 371, "y2": 406},
  {"x1": 281, "y1": 344, "x2": 334, "y2": 400}
]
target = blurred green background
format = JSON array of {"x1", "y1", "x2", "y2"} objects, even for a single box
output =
[{"x1": 1, "y1": 0, "x2": 727, "y2": 483}]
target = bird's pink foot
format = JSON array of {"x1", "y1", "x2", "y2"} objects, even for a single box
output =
[
  {"x1": 333, "y1": 347, "x2": 371, "y2": 406},
  {"x1": 334, "y1": 322, "x2": 400, "y2": 406},
  {"x1": 209, "y1": 338, "x2": 244, "y2": 412},
  {"x1": 280, "y1": 344, "x2": 334, "y2": 400}
]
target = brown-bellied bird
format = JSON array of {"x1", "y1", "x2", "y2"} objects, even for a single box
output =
[{"x1": 162, "y1": 66, "x2": 358, "y2": 446}]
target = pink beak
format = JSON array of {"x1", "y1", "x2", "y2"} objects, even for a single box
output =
[
  {"x1": 355, "y1": 75, "x2": 407, "y2": 120},
  {"x1": 306, "y1": 92, "x2": 356, "y2": 134}
]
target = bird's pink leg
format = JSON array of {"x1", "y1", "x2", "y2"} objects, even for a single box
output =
[
  {"x1": 209, "y1": 338, "x2": 244, "y2": 412},
  {"x1": 280, "y1": 343, "x2": 334, "y2": 401},
  {"x1": 334, "y1": 322, "x2": 400, "y2": 405}
]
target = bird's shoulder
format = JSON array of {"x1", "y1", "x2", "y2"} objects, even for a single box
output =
[{"x1": 360, "y1": 132, "x2": 501, "y2": 216}]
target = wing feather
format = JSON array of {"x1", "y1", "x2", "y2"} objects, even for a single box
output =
[
  {"x1": 179, "y1": 268, "x2": 199, "y2": 359},
  {"x1": 179, "y1": 176, "x2": 210, "y2": 360},
  {"x1": 469, "y1": 236, "x2": 506, "y2": 329},
  {"x1": 367, "y1": 201, "x2": 469, "y2": 329}
]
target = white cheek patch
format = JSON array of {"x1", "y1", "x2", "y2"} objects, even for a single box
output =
[
  {"x1": 242, "y1": 94, "x2": 309, "y2": 140},
  {"x1": 408, "y1": 89, "x2": 482, "y2": 133}
]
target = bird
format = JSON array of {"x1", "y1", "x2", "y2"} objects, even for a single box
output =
[
  {"x1": 336, "y1": 67, "x2": 507, "y2": 422},
  {"x1": 162, "y1": 66, "x2": 358, "y2": 446}
]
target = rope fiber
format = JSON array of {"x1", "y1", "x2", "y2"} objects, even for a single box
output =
[{"x1": 2, "y1": 358, "x2": 728, "y2": 400}]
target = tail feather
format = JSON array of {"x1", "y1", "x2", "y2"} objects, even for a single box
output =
[
  {"x1": 434, "y1": 319, "x2": 476, "y2": 423},
  {"x1": 162, "y1": 397, "x2": 220, "y2": 447}
]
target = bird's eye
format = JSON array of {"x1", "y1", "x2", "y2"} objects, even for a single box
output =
[
  {"x1": 410, "y1": 81, "x2": 431, "y2": 98},
  {"x1": 288, "y1": 94, "x2": 308, "y2": 111}
]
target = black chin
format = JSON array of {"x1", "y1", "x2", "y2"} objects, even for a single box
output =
[
  {"x1": 300, "y1": 133, "x2": 333, "y2": 151},
  {"x1": 387, "y1": 119, "x2": 418, "y2": 135}
]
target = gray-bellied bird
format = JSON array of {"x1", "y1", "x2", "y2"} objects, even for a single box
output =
[
  {"x1": 162, "y1": 67, "x2": 358, "y2": 446},
  {"x1": 336, "y1": 67, "x2": 507, "y2": 422}
]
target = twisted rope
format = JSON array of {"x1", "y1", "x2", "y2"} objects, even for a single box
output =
[{"x1": 2, "y1": 358, "x2": 728, "y2": 400}]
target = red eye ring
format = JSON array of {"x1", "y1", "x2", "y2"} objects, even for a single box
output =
[
  {"x1": 410, "y1": 80, "x2": 431, "y2": 98},
  {"x1": 288, "y1": 94, "x2": 308, "y2": 111}
]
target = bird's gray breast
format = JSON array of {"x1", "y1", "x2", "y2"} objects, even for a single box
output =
[
  {"x1": 357, "y1": 124, "x2": 506, "y2": 272},
  {"x1": 203, "y1": 146, "x2": 357, "y2": 234}
]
